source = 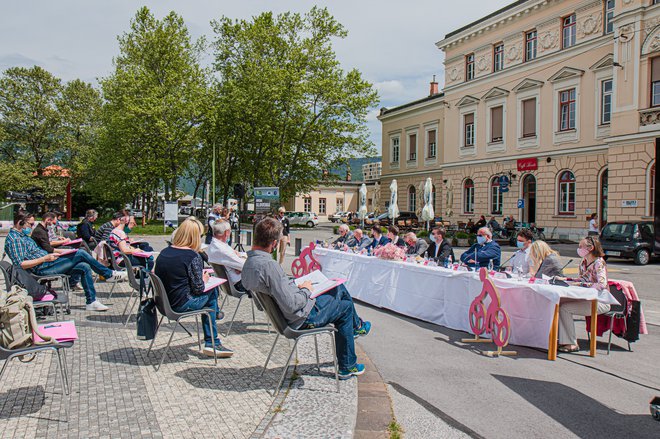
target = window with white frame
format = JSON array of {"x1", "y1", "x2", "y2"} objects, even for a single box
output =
[
  {"x1": 391, "y1": 136, "x2": 400, "y2": 163},
  {"x1": 304, "y1": 197, "x2": 312, "y2": 213},
  {"x1": 464, "y1": 179, "x2": 475, "y2": 214},
  {"x1": 408, "y1": 186, "x2": 416, "y2": 212},
  {"x1": 408, "y1": 133, "x2": 417, "y2": 161},
  {"x1": 319, "y1": 198, "x2": 326, "y2": 214},
  {"x1": 494, "y1": 43, "x2": 504, "y2": 72},
  {"x1": 522, "y1": 98, "x2": 537, "y2": 137},
  {"x1": 427, "y1": 129, "x2": 437, "y2": 158},
  {"x1": 601, "y1": 79, "x2": 613, "y2": 125},
  {"x1": 466, "y1": 53, "x2": 475, "y2": 81},
  {"x1": 652, "y1": 57, "x2": 660, "y2": 107},
  {"x1": 650, "y1": 163, "x2": 656, "y2": 217},
  {"x1": 605, "y1": 0, "x2": 615, "y2": 34},
  {"x1": 558, "y1": 171, "x2": 576, "y2": 214},
  {"x1": 562, "y1": 14, "x2": 576, "y2": 49},
  {"x1": 490, "y1": 177, "x2": 502, "y2": 214},
  {"x1": 559, "y1": 88, "x2": 576, "y2": 131},
  {"x1": 336, "y1": 198, "x2": 344, "y2": 212},
  {"x1": 490, "y1": 106, "x2": 504, "y2": 142},
  {"x1": 464, "y1": 113, "x2": 475, "y2": 147},
  {"x1": 525, "y1": 30, "x2": 537, "y2": 62}
]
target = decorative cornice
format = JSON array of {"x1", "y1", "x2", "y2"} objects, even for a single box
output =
[
  {"x1": 589, "y1": 53, "x2": 614, "y2": 71},
  {"x1": 482, "y1": 87, "x2": 510, "y2": 100},
  {"x1": 456, "y1": 95, "x2": 480, "y2": 107},
  {"x1": 512, "y1": 78, "x2": 544, "y2": 92},
  {"x1": 575, "y1": 0, "x2": 601, "y2": 14},
  {"x1": 548, "y1": 66, "x2": 585, "y2": 82}
]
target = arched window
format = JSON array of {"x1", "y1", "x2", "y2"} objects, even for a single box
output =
[
  {"x1": 490, "y1": 177, "x2": 502, "y2": 215},
  {"x1": 408, "y1": 185, "x2": 416, "y2": 212},
  {"x1": 558, "y1": 170, "x2": 576, "y2": 215},
  {"x1": 464, "y1": 179, "x2": 475, "y2": 214},
  {"x1": 650, "y1": 162, "x2": 656, "y2": 217}
]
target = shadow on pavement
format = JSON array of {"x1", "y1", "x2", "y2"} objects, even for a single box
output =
[
  {"x1": 493, "y1": 374, "x2": 658, "y2": 438},
  {"x1": 0, "y1": 385, "x2": 45, "y2": 419},
  {"x1": 175, "y1": 366, "x2": 279, "y2": 391},
  {"x1": 99, "y1": 345, "x2": 199, "y2": 367}
]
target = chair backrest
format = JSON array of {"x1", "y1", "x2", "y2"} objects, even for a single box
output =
[
  {"x1": 102, "y1": 242, "x2": 121, "y2": 271},
  {"x1": 119, "y1": 252, "x2": 141, "y2": 291},
  {"x1": 148, "y1": 272, "x2": 177, "y2": 319},
  {"x1": 251, "y1": 290, "x2": 291, "y2": 337},
  {"x1": 608, "y1": 283, "x2": 627, "y2": 314},
  {"x1": 0, "y1": 260, "x2": 13, "y2": 290},
  {"x1": 209, "y1": 263, "x2": 244, "y2": 298}
]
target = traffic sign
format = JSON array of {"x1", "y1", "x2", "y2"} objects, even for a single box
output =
[{"x1": 517, "y1": 199, "x2": 525, "y2": 209}]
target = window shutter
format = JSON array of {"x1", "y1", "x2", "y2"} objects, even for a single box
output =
[
  {"x1": 522, "y1": 99, "x2": 536, "y2": 137},
  {"x1": 491, "y1": 106, "x2": 503, "y2": 140},
  {"x1": 464, "y1": 113, "x2": 474, "y2": 125}
]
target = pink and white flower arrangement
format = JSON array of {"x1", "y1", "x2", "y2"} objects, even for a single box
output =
[{"x1": 373, "y1": 243, "x2": 406, "y2": 261}]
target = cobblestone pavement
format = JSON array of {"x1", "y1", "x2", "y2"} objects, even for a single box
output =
[{"x1": 0, "y1": 244, "x2": 358, "y2": 439}]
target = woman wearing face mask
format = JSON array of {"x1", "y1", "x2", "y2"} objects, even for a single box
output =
[
  {"x1": 556, "y1": 236, "x2": 610, "y2": 353},
  {"x1": 123, "y1": 216, "x2": 154, "y2": 252},
  {"x1": 108, "y1": 215, "x2": 155, "y2": 271}
]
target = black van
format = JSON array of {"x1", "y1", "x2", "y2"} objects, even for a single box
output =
[{"x1": 600, "y1": 221, "x2": 656, "y2": 265}]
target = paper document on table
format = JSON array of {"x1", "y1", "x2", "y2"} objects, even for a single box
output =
[{"x1": 295, "y1": 270, "x2": 345, "y2": 298}]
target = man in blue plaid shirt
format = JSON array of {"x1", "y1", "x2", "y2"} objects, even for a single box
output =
[{"x1": 5, "y1": 212, "x2": 127, "y2": 312}]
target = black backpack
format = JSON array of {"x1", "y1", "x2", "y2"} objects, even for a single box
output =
[{"x1": 7, "y1": 265, "x2": 50, "y2": 301}]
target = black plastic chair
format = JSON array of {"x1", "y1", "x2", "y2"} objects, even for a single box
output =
[
  {"x1": 102, "y1": 242, "x2": 126, "y2": 298},
  {"x1": 146, "y1": 272, "x2": 218, "y2": 371},
  {"x1": 253, "y1": 290, "x2": 338, "y2": 396},
  {"x1": 605, "y1": 284, "x2": 631, "y2": 354},
  {"x1": 119, "y1": 252, "x2": 144, "y2": 326},
  {"x1": 0, "y1": 261, "x2": 68, "y2": 320}
]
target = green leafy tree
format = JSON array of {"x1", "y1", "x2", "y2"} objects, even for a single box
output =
[
  {"x1": 98, "y1": 6, "x2": 208, "y2": 211},
  {"x1": 210, "y1": 7, "x2": 379, "y2": 201}
]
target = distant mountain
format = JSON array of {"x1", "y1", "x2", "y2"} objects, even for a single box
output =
[{"x1": 331, "y1": 157, "x2": 381, "y2": 181}]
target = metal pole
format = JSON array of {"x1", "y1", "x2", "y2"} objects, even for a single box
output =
[{"x1": 212, "y1": 143, "x2": 216, "y2": 206}]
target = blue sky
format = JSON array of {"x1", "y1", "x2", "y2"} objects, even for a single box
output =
[{"x1": 0, "y1": 0, "x2": 513, "y2": 153}]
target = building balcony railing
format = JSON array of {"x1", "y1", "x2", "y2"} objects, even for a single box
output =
[{"x1": 639, "y1": 107, "x2": 660, "y2": 126}]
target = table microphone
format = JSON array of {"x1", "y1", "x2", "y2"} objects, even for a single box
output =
[
  {"x1": 560, "y1": 259, "x2": 574, "y2": 271},
  {"x1": 498, "y1": 254, "x2": 515, "y2": 271}
]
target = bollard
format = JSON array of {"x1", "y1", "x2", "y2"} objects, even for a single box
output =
[
  {"x1": 245, "y1": 230, "x2": 252, "y2": 246},
  {"x1": 295, "y1": 237, "x2": 302, "y2": 256}
]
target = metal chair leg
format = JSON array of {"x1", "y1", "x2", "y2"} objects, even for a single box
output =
[
  {"x1": 262, "y1": 333, "x2": 280, "y2": 375},
  {"x1": 53, "y1": 350, "x2": 68, "y2": 418},
  {"x1": 121, "y1": 288, "x2": 136, "y2": 318},
  {"x1": 607, "y1": 315, "x2": 615, "y2": 355},
  {"x1": 147, "y1": 316, "x2": 164, "y2": 357},
  {"x1": 251, "y1": 299, "x2": 256, "y2": 324},
  {"x1": 314, "y1": 334, "x2": 320, "y2": 373},
  {"x1": 56, "y1": 349, "x2": 69, "y2": 395},
  {"x1": 0, "y1": 358, "x2": 10, "y2": 382},
  {"x1": 330, "y1": 332, "x2": 339, "y2": 392},
  {"x1": 60, "y1": 347, "x2": 72, "y2": 394},
  {"x1": 108, "y1": 281, "x2": 117, "y2": 299},
  {"x1": 224, "y1": 295, "x2": 244, "y2": 337},
  {"x1": 195, "y1": 316, "x2": 201, "y2": 352},
  {"x1": 206, "y1": 310, "x2": 218, "y2": 366},
  {"x1": 219, "y1": 294, "x2": 228, "y2": 311},
  {"x1": 156, "y1": 323, "x2": 178, "y2": 371},
  {"x1": 178, "y1": 322, "x2": 193, "y2": 337},
  {"x1": 123, "y1": 296, "x2": 138, "y2": 326},
  {"x1": 275, "y1": 339, "x2": 299, "y2": 396}
]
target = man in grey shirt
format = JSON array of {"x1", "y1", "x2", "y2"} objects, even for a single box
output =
[
  {"x1": 242, "y1": 217, "x2": 371, "y2": 379},
  {"x1": 404, "y1": 232, "x2": 429, "y2": 256}
]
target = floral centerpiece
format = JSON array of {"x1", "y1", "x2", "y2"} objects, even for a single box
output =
[{"x1": 373, "y1": 243, "x2": 406, "y2": 261}]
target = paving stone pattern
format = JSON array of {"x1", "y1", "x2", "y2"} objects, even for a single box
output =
[{"x1": 0, "y1": 273, "x2": 350, "y2": 439}]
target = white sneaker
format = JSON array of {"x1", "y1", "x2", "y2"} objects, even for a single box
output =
[
  {"x1": 86, "y1": 300, "x2": 109, "y2": 312},
  {"x1": 105, "y1": 271, "x2": 127, "y2": 283}
]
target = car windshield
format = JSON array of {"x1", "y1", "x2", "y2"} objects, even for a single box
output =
[
  {"x1": 602, "y1": 223, "x2": 634, "y2": 241},
  {"x1": 377, "y1": 213, "x2": 389, "y2": 220}
]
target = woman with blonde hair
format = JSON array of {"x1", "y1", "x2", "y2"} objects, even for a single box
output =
[
  {"x1": 155, "y1": 217, "x2": 233, "y2": 358},
  {"x1": 529, "y1": 240, "x2": 564, "y2": 278}
]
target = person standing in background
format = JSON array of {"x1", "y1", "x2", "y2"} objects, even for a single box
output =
[
  {"x1": 276, "y1": 206, "x2": 290, "y2": 265},
  {"x1": 588, "y1": 213, "x2": 599, "y2": 236}
]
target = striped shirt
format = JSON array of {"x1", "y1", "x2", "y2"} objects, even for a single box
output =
[
  {"x1": 95, "y1": 221, "x2": 115, "y2": 242},
  {"x1": 4, "y1": 228, "x2": 48, "y2": 267}
]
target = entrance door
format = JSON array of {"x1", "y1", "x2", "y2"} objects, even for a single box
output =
[
  {"x1": 599, "y1": 169, "x2": 608, "y2": 228},
  {"x1": 522, "y1": 174, "x2": 536, "y2": 224}
]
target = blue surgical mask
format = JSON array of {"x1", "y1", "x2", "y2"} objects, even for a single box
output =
[
  {"x1": 22, "y1": 227, "x2": 32, "y2": 235},
  {"x1": 124, "y1": 226, "x2": 132, "y2": 234},
  {"x1": 477, "y1": 235, "x2": 487, "y2": 245},
  {"x1": 516, "y1": 241, "x2": 525, "y2": 249}
]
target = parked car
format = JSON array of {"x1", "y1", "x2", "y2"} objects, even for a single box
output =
[
  {"x1": 329, "y1": 211, "x2": 345, "y2": 223},
  {"x1": 600, "y1": 221, "x2": 656, "y2": 265},
  {"x1": 373, "y1": 211, "x2": 418, "y2": 227},
  {"x1": 286, "y1": 211, "x2": 319, "y2": 227}
]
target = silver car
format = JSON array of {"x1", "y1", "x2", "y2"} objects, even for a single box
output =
[{"x1": 286, "y1": 212, "x2": 319, "y2": 227}]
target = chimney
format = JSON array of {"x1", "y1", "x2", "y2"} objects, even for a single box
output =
[
  {"x1": 429, "y1": 74, "x2": 439, "y2": 96},
  {"x1": 346, "y1": 168, "x2": 352, "y2": 181}
]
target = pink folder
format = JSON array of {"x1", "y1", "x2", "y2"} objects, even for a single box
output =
[
  {"x1": 64, "y1": 238, "x2": 82, "y2": 245},
  {"x1": 33, "y1": 320, "x2": 78, "y2": 343},
  {"x1": 132, "y1": 251, "x2": 153, "y2": 258},
  {"x1": 58, "y1": 248, "x2": 78, "y2": 256},
  {"x1": 38, "y1": 294, "x2": 56, "y2": 301},
  {"x1": 204, "y1": 276, "x2": 227, "y2": 292},
  {"x1": 310, "y1": 278, "x2": 347, "y2": 299}
]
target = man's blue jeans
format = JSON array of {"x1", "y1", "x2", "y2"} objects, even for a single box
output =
[
  {"x1": 173, "y1": 288, "x2": 220, "y2": 348},
  {"x1": 302, "y1": 284, "x2": 362, "y2": 370},
  {"x1": 33, "y1": 250, "x2": 114, "y2": 305}
]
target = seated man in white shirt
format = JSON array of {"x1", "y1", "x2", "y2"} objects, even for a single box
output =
[
  {"x1": 206, "y1": 220, "x2": 248, "y2": 292},
  {"x1": 511, "y1": 228, "x2": 533, "y2": 274}
]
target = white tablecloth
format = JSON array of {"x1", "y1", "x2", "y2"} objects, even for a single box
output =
[{"x1": 314, "y1": 248, "x2": 618, "y2": 350}]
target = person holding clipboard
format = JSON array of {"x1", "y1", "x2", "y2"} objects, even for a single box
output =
[{"x1": 242, "y1": 218, "x2": 371, "y2": 380}]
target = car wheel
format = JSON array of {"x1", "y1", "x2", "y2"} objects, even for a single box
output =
[
  {"x1": 634, "y1": 249, "x2": 650, "y2": 265},
  {"x1": 306, "y1": 221, "x2": 314, "y2": 227}
]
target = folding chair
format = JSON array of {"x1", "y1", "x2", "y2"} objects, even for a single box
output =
[
  {"x1": 146, "y1": 272, "x2": 218, "y2": 371},
  {"x1": 253, "y1": 290, "x2": 338, "y2": 396},
  {"x1": 604, "y1": 284, "x2": 631, "y2": 354},
  {"x1": 118, "y1": 252, "x2": 144, "y2": 326},
  {"x1": 102, "y1": 242, "x2": 126, "y2": 298},
  {"x1": 0, "y1": 261, "x2": 67, "y2": 320}
]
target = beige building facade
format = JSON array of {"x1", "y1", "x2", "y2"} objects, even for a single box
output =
[
  {"x1": 284, "y1": 181, "x2": 377, "y2": 221},
  {"x1": 379, "y1": 0, "x2": 659, "y2": 241}
]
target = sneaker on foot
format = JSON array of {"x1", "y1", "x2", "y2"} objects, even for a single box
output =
[
  {"x1": 338, "y1": 363, "x2": 365, "y2": 380},
  {"x1": 354, "y1": 320, "x2": 371, "y2": 339},
  {"x1": 202, "y1": 344, "x2": 234, "y2": 358},
  {"x1": 105, "y1": 271, "x2": 127, "y2": 283},
  {"x1": 86, "y1": 300, "x2": 109, "y2": 312}
]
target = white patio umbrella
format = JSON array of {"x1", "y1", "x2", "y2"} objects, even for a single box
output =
[
  {"x1": 358, "y1": 183, "x2": 368, "y2": 227},
  {"x1": 421, "y1": 177, "x2": 435, "y2": 230},
  {"x1": 388, "y1": 179, "x2": 399, "y2": 220}
]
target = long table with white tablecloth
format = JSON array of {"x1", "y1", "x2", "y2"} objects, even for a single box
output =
[{"x1": 314, "y1": 248, "x2": 618, "y2": 352}]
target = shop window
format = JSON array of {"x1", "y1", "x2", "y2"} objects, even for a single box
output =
[
  {"x1": 650, "y1": 163, "x2": 656, "y2": 217},
  {"x1": 490, "y1": 177, "x2": 503, "y2": 214},
  {"x1": 558, "y1": 171, "x2": 576, "y2": 214}
]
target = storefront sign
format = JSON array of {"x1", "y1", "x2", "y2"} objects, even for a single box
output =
[
  {"x1": 621, "y1": 200, "x2": 638, "y2": 208},
  {"x1": 499, "y1": 175, "x2": 510, "y2": 193},
  {"x1": 254, "y1": 187, "x2": 280, "y2": 213},
  {"x1": 517, "y1": 158, "x2": 538, "y2": 171}
]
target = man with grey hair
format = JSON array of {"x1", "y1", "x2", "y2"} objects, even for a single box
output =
[
  {"x1": 404, "y1": 232, "x2": 429, "y2": 256},
  {"x1": 205, "y1": 204, "x2": 223, "y2": 244},
  {"x1": 346, "y1": 228, "x2": 371, "y2": 251},
  {"x1": 207, "y1": 219, "x2": 248, "y2": 292},
  {"x1": 332, "y1": 224, "x2": 353, "y2": 249},
  {"x1": 459, "y1": 227, "x2": 501, "y2": 269}
]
